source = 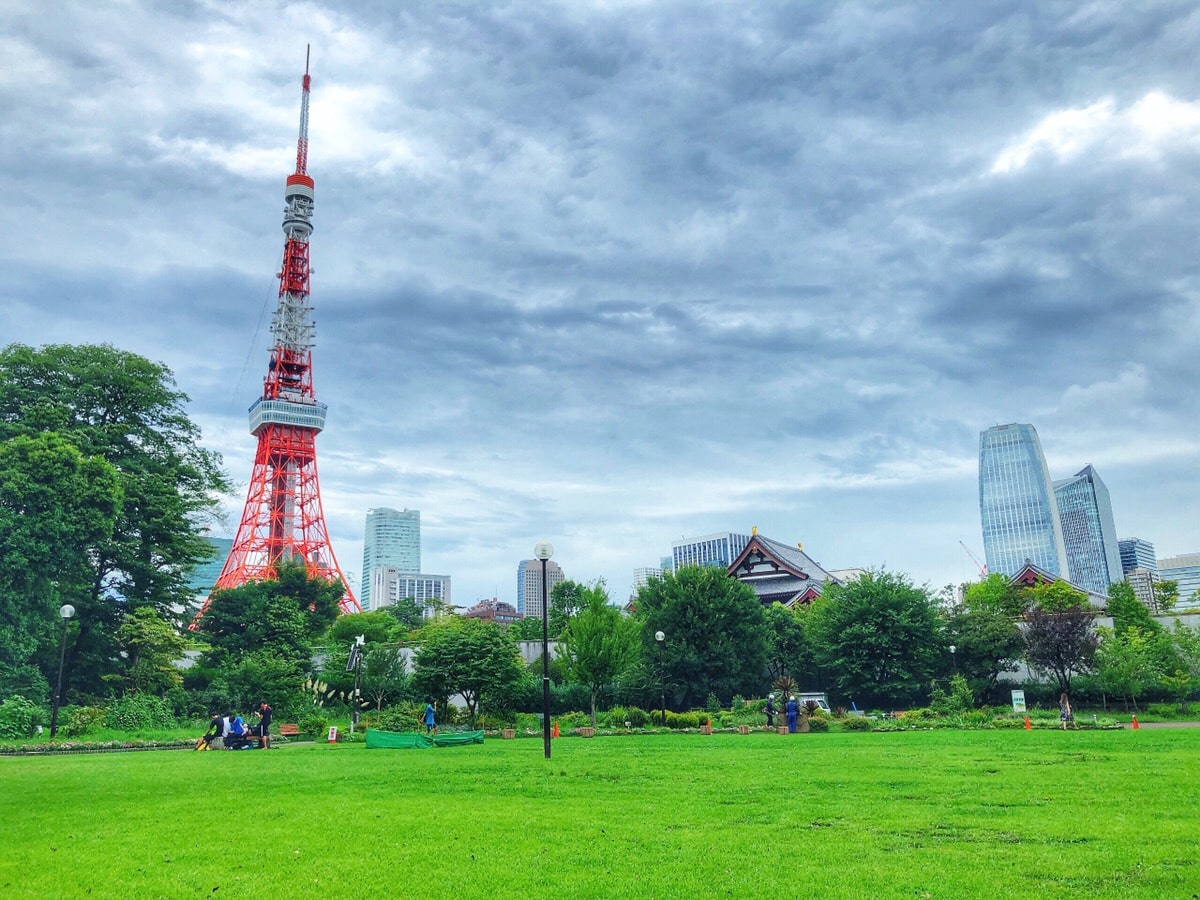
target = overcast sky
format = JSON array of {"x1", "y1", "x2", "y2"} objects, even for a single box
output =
[{"x1": 3, "y1": 1, "x2": 1198, "y2": 607}]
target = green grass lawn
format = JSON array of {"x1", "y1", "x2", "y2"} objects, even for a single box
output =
[{"x1": 2, "y1": 729, "x2": 1197, "y2": 898}]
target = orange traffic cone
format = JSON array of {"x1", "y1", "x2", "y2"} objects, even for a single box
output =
[
  {"x1": 1024, "y1": 715, "x2": 1031, "y2": 730},
  {"x1": 552, "y1": 721, "x2": 559, "y2": 738},
  {"x1": 1131, "y1": 715, "x2": 1139, "y2": 730}
]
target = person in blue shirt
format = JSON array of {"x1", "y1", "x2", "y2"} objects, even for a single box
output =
[
  {"x1": 423, "y1": 701, "x2": 436, "y2": 734},
  {"x1": 785, "y1": 697, "x2": 799, "y2": 733}
]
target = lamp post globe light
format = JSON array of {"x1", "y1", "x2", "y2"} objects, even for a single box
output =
[
  {"x1": 654, "y1": 630, "x2": 665, "y2": 727},
  {"x1": 49, "y1": 603, "x2": 76, "y2": 739},
  {"x1": 534, "y1": 541, "x2": 554, "y2": 759},
  {"x1": 949, "y1": 644, "x2": 957, "y2": 674}
]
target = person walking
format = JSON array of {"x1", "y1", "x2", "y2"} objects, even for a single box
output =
[
  {"x1": 786, "y1": 696, "x2": 799, "y2": 733},
  {"x1": 1059, "y1": 693, "x2": 1073, "y2": 730},
  {"x1": 423, "y1": 701, "x2": 437, "y2": 734},
  {"x1": 764, "y1": 696, "x2": 776, "y2": 729}
]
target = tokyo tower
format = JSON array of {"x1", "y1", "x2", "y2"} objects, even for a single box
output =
[{"x1": 195, "y1": 50, "x2": 360, "y2": 623}]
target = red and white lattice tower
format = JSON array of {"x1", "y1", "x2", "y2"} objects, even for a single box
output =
[{"x1": 196, "y1": 50, "x2": 360, "y2": 623}]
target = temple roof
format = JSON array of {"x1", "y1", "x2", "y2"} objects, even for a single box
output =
[{"x1": 728, "y1": 533, "x2": 838, "y2": 606}]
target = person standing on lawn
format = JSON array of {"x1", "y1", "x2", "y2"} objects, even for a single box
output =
[
  {"x1": 255, "y1": 701, "x2": 273, "y2": 749},
  {"x1": 764, "y1": 696, "x2": 776, "y2": 729},
  {"x1": 423, "y1": 701, "x2": 437, "y2": 734},
  {"x1": 1059, "y1": 693, "x2": 1073, "y2": 730},
  {"x1": 786, "y1": 696, "x2": 799, "y2": 733}
]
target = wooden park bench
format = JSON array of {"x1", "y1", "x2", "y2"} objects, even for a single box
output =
[{"x1": 278, "y1": 723, "x2": 300, "y2": 740}]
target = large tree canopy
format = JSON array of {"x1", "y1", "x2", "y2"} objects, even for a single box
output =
[
  {"x1": 411, "y1": 617, "x2": 526, "y2": 725},
  {"x1": 0, "y1": 343, "x2": 229, "y2": 698},
  {"x1": 198, "y1": 561, "x2": 342, "y2": 669},
  {"x1": 808, "y1": 570, "x2": 943, "y2": 708},
  {"x1": 634, "y1": 566, "x2": 768, "y2": 709},
  {"x1": 0, "y1": 433, "x2": 121, "y2": 700}
]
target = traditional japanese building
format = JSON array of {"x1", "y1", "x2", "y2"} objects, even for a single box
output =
[
  {"x1": 726, "y1": 530, "x2": 840, "y2": 606},
  {"x1": 1006, "y1": 559, "x2": 1108, "y2": 609}
]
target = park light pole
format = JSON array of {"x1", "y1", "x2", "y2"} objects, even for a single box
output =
[
  {"x1": 49, "y1": 603, "x2": 75, "y2": 739},
  {"x1": 535, "y1": 541, "x2": 554, "y2": 759},
  {"x1": 654, "y1": 630, "x2": 665, "y2": 727},
  {"x1": 949, "y1": 644, "x2": 957, "y2": 674}
]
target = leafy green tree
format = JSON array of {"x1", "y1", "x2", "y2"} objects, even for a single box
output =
[
  {"x1": 807, "y1": 570, "x2": 943, "y2": 708},
  {"x1": 634, "y1": 565, "x2": 768, "y2": 709},
  {"x1": 764, "y1": 602, "x2": 818, "y2": 689},
  {"x1": 1095, "y1": 626, "x2": 1162, "y2": 712},
  {"x1": 0, "y1": 343, "x2": 228, "y2": 696},
  {"x1": 199, "y1": 561, "x2": 343, "y2": 672},
  {"x1": 378, "y1": 597, "x2": 426, "y2": 632},
  {"x1": 549, "y1": 580, "x2": 587, "y2": 637},
  {"x1": 0, "y1": 432, "x2": 121, "y2": 701},
  {"x1": 109, "y1": 606, "x2": 188, "y2": 695},
  {"x1": 1022, "y1": 600, "x2": 1098, "y2": 697},
  {"x1": 560, "y1": 584, "x2": 640, "y2": 726},
  {"x1": 1107, "y1": 581, "x2": 1155, "y2": 634},
  {"x1": 1024, "y1": 579, "x2": 1090, "y2": 612},
  {"x1": 412, "y1": 617, "x2": 526, "y2": 725},
  {"x1": 508, "y1": 617, "x2": 546, "y2": 641},
  {"x1": 1171, "y1": 620, "x2": 1200, "y2": 680},
  {"x1": 943, "y1": 603, "x2": 1024, "y2": 699},
  {"x1": 1105, "y1": 580, "x2": 1180, "y2": 676},
  {"x1": 1149, "y1": 579, "x2": 1179, "y2": 615},
  {"x1": 963, "y1": 573, "x2": 1027, "y2": 618},
  {"x1": 326, "y1": 611, "x2": 400, "y2": 647},
  {"x1": 360, "y1": 646, "x2": 411, "y2": 711}
]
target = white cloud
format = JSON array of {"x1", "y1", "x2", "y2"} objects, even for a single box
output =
[{"x1": 991, "y1": 92, "x2": 1200, "y2": 174}]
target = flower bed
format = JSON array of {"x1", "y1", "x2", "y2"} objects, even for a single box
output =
[{"x1": 0, "y1": 738, "x2": 196, "y2": 755}]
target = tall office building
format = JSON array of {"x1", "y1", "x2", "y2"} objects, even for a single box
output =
[
  {"x1": 671, "y1": 532, "x2": 752, "y2": 572},
  {"x1": 360, "y1": 508, "x2": 420, "y2": 610},
  {"x1": 517, "y1": 558, "x2": 565, "y2": 617},
  {"x1": 1124, "y1": 568, "x2": 1159, "y2": 609},
  {"x1": 978, "y1": 424, "x2": 1069, "y2": 578},
  {"x1": 1158, "y1": 553, "x2": 1200, "y2": 611},
  {"x1": 370, "y1": 567, "x2": 450, "y2": 615},
  {"x1": 1053, "y1": 464, "x2": 1122, "y2": 595},
  {"x1": 1118, "y1": 538, "x2": 1157, "y2": 576},
  {"x1": 187, "y1": 536, "x2": 235, "y2": 599}
]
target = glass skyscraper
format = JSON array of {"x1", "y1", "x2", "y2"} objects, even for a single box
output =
[
  {"x1": 978, "y1": 424, "x2": 1069, "y2": 578},
  {"x1": 1118, "y1": 538, "x2": 1157, "y2": 576},
  {"x1": 1053, "y1": 464, "x2": 1122, "y2": 595},
  {"x1": 361, "y1": 507, "x2": 421, "y2": 610}
]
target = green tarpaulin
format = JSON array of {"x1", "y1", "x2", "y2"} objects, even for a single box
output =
[{"x1": 365, "y1": 729, "x2": 484, "y2": 749}]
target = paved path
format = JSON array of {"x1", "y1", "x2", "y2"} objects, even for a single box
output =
[{"x1": 1129, "y1": 720, "x2": 1200, "y2": 729}]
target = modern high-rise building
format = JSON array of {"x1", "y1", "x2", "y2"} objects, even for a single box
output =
[
  {"x1": 1124, "y1": 568, "x2": 1159, "y2": 609},
  {"x1": 671, "y1": 532, "x2": 752, "y2": 572},
  {"x1": 187, "y1": 536, "x2": 235, "y2": 600},
  {"x1": 370, "y1": 567, "x2": 450, "y2": 615},
  {"x1": 517, "y1": 558, "x2": 565, "y2": 617},
  {"x1": 1158, "y1": 553, "x2": 1200, "y2": 611},
  {"x1": 360, "y1": 508, "x2": 420, "y2": 610},
  {"x1": 1118, "y1": 538, "x2": 1157, "y2": 576},
  {"x1": 1053, "y1": 464, "x2": 1122, "y2": 595},
  {"x1": 978, "y1": 424, "x2": 1069, "y2": 578}
]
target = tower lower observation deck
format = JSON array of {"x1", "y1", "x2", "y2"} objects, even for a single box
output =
[{"x1": 249, "y1": 398, "x2": 328, "y2": 434}]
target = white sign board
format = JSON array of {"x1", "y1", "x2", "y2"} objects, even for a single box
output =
[
  {"x1": 327, "y1": 726, "x2": 338, "y2": 743},
  {"x1": 1011, "y1": 690, "x2": 1026, "y2": 713}
]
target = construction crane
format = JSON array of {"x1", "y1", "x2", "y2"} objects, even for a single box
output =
[{"x1": 959, "y1": 541, "x2": 987, "y2": 580}]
